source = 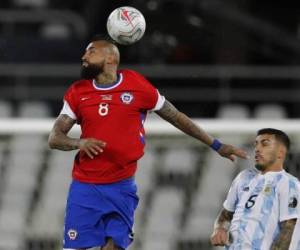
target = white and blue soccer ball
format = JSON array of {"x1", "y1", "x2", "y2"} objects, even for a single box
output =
[{"x1": 106, "y1": 6, "x2": 146, "y2": 45}]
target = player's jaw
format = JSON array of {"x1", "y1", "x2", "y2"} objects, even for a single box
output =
[
  {"x1": 254, "y1": 152, "x2": 276, "y2": 172},
  {"x1": 81, "y1": 61, "x2": 103, "y2": 79}
]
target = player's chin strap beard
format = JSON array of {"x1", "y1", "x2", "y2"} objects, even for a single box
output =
[
  {"x1": 255, "y1": 164, "x2": 266, "y2": 171},
  {"x1": 81, "y1": 65, "x2": 102, "y2": 79}
]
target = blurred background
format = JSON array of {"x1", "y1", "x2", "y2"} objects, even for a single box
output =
[{"x1": 0, "y1": 0, "x2": 300, "y2": 250}]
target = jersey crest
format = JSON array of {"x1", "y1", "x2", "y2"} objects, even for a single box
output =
[{"x1": 120, "y1": 92, "x2": 134, "y2": 104}]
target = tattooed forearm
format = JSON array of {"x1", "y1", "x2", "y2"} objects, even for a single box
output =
[
  {"x1": 155, "y1": 100, "x2": 213, "y2": 146},
  {"x1": 271, "y1": 219, "x2": 296, "y2": 250},
  {"x1": 48, "y1": 114, "x2": 79, "y2": 151},
  {"x1": 214, "y1": 208, "x2": 234, "y2": 230}
]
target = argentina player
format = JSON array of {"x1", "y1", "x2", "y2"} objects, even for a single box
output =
[{"x1": 210, "y1": 128, "x2": 300, "y2": 250}]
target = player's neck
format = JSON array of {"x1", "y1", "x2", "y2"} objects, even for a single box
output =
[
  {"x1": 260, "y1": 163, "x2": 284, "y2": 174},
  {"x1": 94, "y1": 72, "x2": 117, "y2": 86}
]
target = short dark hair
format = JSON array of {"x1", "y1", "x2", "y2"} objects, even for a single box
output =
[
  {"x1": 257, "y1": 128, "x2": 290, "y2": 150},
  {"x1": 90, "y1": 34, "x2": 117, "y2": 45}
]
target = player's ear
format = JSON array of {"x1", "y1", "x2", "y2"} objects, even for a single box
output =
[
  {"x1": 278, "y1": 145, "x2": 287, "y2": 160},
  {"x1": 105, "y1": 55, "x2": 114, "y2": 64}
]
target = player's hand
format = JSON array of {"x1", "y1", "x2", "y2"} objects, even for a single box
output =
[
  {"x1": 78, "y1": 138, "x2": 106, "y2": 159},
  {"x1": 218, "y1": 143, "x2": 248, "y2": 161},
  {"x1": 210, "y1": 228, "x2": 230, "y2": 246}
]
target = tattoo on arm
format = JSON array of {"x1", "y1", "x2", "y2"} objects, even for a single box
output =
[
  {"x1": 155, "y1": 100, "x2": 213, "y2": 146},
  {"x1": 155, "y1": 100, "x2": 178, "y2": 122},
  {"x1": 214, "y1": 208, "x2": 234, "y2": 230},
  {"x1": 271, "y1": 219, "x2": 296, "y2": 250},
  {"x1": 48, "y1": 114, "x2": 79, "y2": 151}
]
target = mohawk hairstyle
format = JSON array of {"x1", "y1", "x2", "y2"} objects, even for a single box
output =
[{"x1": 257, "y1": 128, "x2": 290, "y2": 150}]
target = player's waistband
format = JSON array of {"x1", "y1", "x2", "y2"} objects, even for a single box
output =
[{"x1": 73, "y1": 176, "x2": 135, "y2": 186}]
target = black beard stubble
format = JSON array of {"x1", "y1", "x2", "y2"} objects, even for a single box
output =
[{"x1": 81, "y1": 64, "x2": 102, "y2": 79}]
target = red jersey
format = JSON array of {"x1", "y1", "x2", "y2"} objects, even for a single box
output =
[{"x1": 61, "y1": 69, "x2": 165, "y2": 183}]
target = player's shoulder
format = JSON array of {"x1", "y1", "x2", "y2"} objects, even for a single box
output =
[
  {"x1": 239, "y1": 168, "x2": 258, "y2": 180},
  {"x1": 119, "y1": 69, "x2": 150, "y2": 83},
  {"x1": 71, "y1": 79, "x2": 91, "y2": 88},
  {"x1": 119, "y1": 69, "x2": 156, "y2": 91},
  {"x1": 119, "y1": 68, "x2": 143, "y2": 78},
  {"x1": 66, "y1": 79, "x2": 91, "y2": 92},
  {"x1": 280, "y1": 170, "x2": 300, "y2": 186},
  {"x1": 232, "y1": 168, "x2": 257, "y2": 186}
]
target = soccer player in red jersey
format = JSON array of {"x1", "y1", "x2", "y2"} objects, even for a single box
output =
[{"x1": 48, "y1": 35, "x2": 248, "y2": 250}]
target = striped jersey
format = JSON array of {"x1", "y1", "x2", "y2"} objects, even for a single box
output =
[{"x1": 223, "y1": 168, "x2": 300, "y2": 250}]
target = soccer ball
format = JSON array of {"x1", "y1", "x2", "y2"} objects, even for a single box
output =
[{"x1": 106, "y1": 6, "x2": 146, "y2": 45}]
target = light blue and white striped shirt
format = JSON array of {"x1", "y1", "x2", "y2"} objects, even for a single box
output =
[{"x1": 223, "y1": 168, "x2": 300, "y2": 250}]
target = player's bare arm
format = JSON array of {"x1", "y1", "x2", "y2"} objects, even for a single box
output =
[
  {"x1": 48, "y1": 114, "x2": 78, "y2": 150},
  {"x1": 48, "y1": 114, "x2": 106, "y2": 159},
  {"x1": 156, "y1": 100, "x2": 248, "y2": 161},
  {"x1": 210, "y1": 208, "x2": 234, "y2": 246},
  {"x1": 271, "y1": 219, "x2": 297, "y2": 250}
]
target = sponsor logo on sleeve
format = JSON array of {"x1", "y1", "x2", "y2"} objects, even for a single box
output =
[{"x1": 288, "y1": 197, "x2": 298, "y2": 208}]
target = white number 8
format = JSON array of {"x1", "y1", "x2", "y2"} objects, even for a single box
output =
[{"x1": 99, "y1": 103, "x2": 109, "y2": 116}]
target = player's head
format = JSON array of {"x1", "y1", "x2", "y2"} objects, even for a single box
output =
[
  {"x1": 81, "y1": 34, "x2": 120, "y2": 79},
  {"x1": 254, "y1": 128, "x2": 290, "y2": 172}
]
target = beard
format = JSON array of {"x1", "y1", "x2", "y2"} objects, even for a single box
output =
[
  {"x1": 80, "y1": 64, "x2": 102, "y2": 79},
  {"x1": 255, "y1": 153, "x2": 276, "y2": 172},
  {"x1": 255, "y1": 163, "x2": 266, "y2": 172}
]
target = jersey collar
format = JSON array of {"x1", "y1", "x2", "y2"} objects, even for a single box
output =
[
  {"x1": 259, "y1": 169, "x2": 285, "y2": 176},
  {"x1": 92, "y1": 73, "x2": 123, "y2": 90}
]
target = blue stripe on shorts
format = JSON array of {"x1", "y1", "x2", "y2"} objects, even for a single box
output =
[{"x1": 63, "y1": 178, "x2": 139, "y2": 249}]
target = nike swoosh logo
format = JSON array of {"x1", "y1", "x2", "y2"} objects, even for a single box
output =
[{"x1": 81, "y1": 97, "x2": 89, "y2": 101}]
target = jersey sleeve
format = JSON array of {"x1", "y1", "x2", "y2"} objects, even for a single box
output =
[
  {"x1": 131, "y1": 70, "x2": 165, "y2": 111},
  {"x1": 278, "y1": 178, "x2": 300, "y2": 222},
  {"x1": 223, "y1": 174, "x2": 241, "y2": 212},
  {"x1": 150, "y1": 90, "x2": 165, "y2": 111},
  {"x1": 60, "y1": 85, "x2": 79, "y2": 120},
  {"x1": 60, "y1": 101, "x2": 77, "y2": 120}
]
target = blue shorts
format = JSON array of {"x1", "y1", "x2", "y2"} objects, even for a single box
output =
[{"x1": 63, "y1": 178, "x2": 139, "y2": 249}]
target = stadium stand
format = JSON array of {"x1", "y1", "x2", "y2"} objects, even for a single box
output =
[
  {"x1": 253, "y1": 104, "x2": 287, "y2": 119},
  {"x1": 0, "y1": 104, "x2": 298, "y2": 250},
  {"x1": 0, "y1": 101, "x2": 13, "y2": 117},
  {"x1": 142, "y1": 188, "x2": 183, "y2": 250},
  {"x1": 27, "y1": 150, "x2": 75, "y2": 245},
  {"x1": 1, "y1": 1, "x2": 300, "y2": 250},
  {"x1": 0, "y1": 101, "x2": 49, "y2": 250},
  {"x1": 179, "y1": 104, "x2": 251, "y2": 249}
]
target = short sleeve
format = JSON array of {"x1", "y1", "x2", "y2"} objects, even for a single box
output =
[
  {"x1": 150, "y1": 90, "x2": 165, "y2": 111},
  {"x1": 61, "y1": 85, "x2": 79, "y2": 119},
  {"x1": 223, "y1": 175, "x2": 240, "y2": 212},
  {"x1": 279, "y1": 178, "x2": 300, "y2": 222},
  {"x1": 130, "y1": 70, "x2": 165, "y2": 111},
  {"x1": 141, "y1": 84, "x2": 165, "y2": 111},
  {"x1": 60, "y1": 101, "x2": 77, "y2": 120}
]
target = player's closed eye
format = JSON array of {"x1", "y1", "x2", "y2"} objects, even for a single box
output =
[
  {"x1": 254, "y1": 140, "x2": 270, "y2": 147},
  {"x1": 261, "y1": 140, "x2": 272, "y2": 147},
  {"x1": 88, "y1": 50, "x2": 95, "y2": 55}
]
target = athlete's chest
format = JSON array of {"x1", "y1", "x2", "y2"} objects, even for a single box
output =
[
  {"x1": 77, "y1": 90, "x2": 140, "y2": 119},
  {"x1": 237, "y1": 175, "x2": 279, "y2": 212}
]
